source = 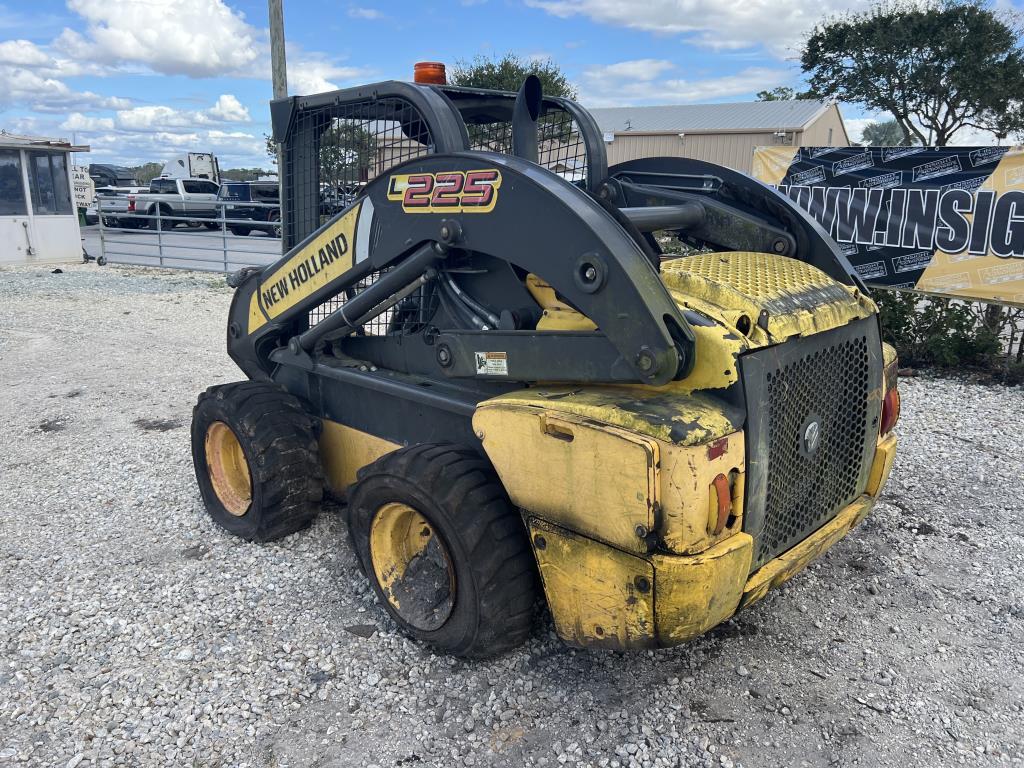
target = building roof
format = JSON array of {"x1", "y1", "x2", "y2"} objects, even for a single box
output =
[
  {"x1": 0, "y1": 131, "x2": 90, "y2": 152},
  {"x1": 587, "y1": 100, "x2": 831, "y2": 135}
]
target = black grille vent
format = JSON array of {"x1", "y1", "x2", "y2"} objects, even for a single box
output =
[{"x1": 741, "y1": 318, "x2": 881, "y2": 569}]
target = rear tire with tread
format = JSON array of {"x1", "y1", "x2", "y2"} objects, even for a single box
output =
[
  {"x1": 347, "y1": 443, "x2": 537, "y2": 657},
  {"x1": 191, "y1": 381, "x2": 323, "y2": 541}
]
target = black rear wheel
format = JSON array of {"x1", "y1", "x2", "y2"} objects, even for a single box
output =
[
  {"x1": 147, "y1": 205, "x2": 174, "y2": 230},
  {"x1": 347, "y1": 443, "x2": 537, "y2": 657},
  {"x1": 191, "y1": 381, "x2": 323, "y2": 541}
]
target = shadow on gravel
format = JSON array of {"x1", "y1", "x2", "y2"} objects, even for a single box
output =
[{"x1": 134, "y1": 417, "x2": 184, "y2": 431}]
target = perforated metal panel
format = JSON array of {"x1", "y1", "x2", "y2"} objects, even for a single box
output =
[
  {"x1": 662, "y1": 251, "x2": 852, "y2": 315},
  {"x1": 741, "y1": 317, "x2": 882, "y2": 569}
]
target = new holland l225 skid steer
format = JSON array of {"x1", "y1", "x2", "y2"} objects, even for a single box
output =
[{"x1": 191, "y1": 67, "x2": 901, "y2": 657}]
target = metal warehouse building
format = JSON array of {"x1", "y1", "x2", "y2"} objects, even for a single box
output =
[{"x1": 588, "y1": 100, "x2": 849, "y2": 174}]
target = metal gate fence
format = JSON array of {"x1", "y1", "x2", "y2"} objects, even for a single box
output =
[{"x1": 94, "y1": 198, "x2": 284, "y2": 273}]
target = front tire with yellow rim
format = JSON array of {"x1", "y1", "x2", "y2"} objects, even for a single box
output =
[
  {"x1": 348, "y1": 444, "x2": 537, "y2": 658},
  {"x1": 191, "y1": 381, "x2": 323, "y2": 541}
]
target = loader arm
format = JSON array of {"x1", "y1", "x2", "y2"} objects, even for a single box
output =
[
  {"x1": 227, "y1": 151, "x2": 695, "y2": 386},
  {"x1": 603, "y1": 156, "x2": 868, "y2": 290}
]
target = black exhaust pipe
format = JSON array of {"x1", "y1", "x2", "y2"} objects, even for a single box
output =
[{"x1": 511, "y1": 75, "x2": 542, "y2": 164}]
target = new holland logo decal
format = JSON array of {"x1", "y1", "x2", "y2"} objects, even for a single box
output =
[{"x1": 387, "y1": 169, "x2": 501, "y2": 213}]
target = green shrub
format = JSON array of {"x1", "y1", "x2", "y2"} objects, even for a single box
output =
[{"x1": 874, "y1": 290, "x2": 1013, "y2": 372}]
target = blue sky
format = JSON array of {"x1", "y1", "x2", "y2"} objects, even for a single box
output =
[{"x1": 0, "y1": 0, "x2": 1017, "y2": 169}]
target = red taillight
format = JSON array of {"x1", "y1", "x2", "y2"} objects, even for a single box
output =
[
  {"x1": 710, "y1": 472, "x2": 732, "y2": 535},
  {"x1": 880, "y1": 386, "x2": 901, "y2": 435},
  {"x1": 127, "y1": 195, "x2": 135, "y2": 212}
]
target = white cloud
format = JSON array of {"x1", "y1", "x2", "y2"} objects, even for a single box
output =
[
  {"x1": 60, "y1": 112, "x2": 115, "y2": 131},
  {"x1": 0, "y1": 38, "x2": 51, "y2": 66},
  {"x1": 112, "y1": 95, "x2": 251, "y2": 131},
  {"x1": 0, "y1": 65, "x2": 131, "y2": 112},
  {"x1": 580, "y1": 62, "x2": 791, "y2": 106},
  {"x1": 207, "y1": 94, "x2": 250, "y2": 122},
  {"x1": 588, "y1": 59, "x2": 675, "y2": 82},
  {"x1": 526, "y1": 0, "x2": 869, "y2": 56},
  {"x1": 348, "y1": 7, "x2": 383, "y2": 19},
  {"x1": 289, "y1": 58, "x2": 367, "y2": 94},
  {"x1": 54, "y1": 0, "x2": 260, "y2": 78},
  {"x1": 82, "y1": 127, "x2": 267, "y2": 167}
]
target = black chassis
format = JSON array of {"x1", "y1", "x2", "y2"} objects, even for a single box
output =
[{"x1": 225, "y1": 79, "x2": 870, "y2": 450}]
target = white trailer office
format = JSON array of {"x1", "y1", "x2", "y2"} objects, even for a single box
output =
[{"x1": 0, "y1": 133, "x2": 89, "y2": 265}]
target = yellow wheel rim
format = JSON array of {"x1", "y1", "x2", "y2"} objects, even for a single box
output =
[
  {"x1": 204, "y1": 421, "x2": 252, "y2": 517},
  {"x1": 369, "y1": 502, "x2": 455, "y2": 631}
]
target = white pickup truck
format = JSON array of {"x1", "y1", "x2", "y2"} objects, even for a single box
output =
[
  {"x1": 95, "y1": 186, "x2": 148, "y2": 228},
  {"x1": 128, "y1": 177, "x2": 221, "y2": 229}
]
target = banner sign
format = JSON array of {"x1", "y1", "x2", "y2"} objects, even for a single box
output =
[
  {"x1": 71, "y1": 165, "x2": 94, "y2": 210},
  {"x1": 751, "y1": 145, "x2": 1024, "y2": 306}
]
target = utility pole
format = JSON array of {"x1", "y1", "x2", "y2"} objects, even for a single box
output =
[{"x1": 268, "y1": 0, "x2": 287, "y2": 250}]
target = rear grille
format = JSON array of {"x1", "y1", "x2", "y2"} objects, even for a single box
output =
[{"x1": 741, "y1": 318, "x2": 881, "y2": 569}]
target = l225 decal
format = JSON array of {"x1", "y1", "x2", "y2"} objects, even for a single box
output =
[{"x1": 386, "y1": 169, "x2": 502, "y2": 213}]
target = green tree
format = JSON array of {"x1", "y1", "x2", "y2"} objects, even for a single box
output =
[
  {"x1": 449, "y1": 53, "x2": 577, "y2": 99},
  {"x1": 128, "y1": 162, "x2": 163, "y2": 185},
  {"x1": 266, "y1": 123, "x2": 377, "y2": 187},
  {"x1": 860, "y1": 119, "x2": 919, "y2": 146},
  {"x1": 221, "y1": 167, "x2": 274, "y2": 181},
  {"x1": 802, "y1": 0, "x2": 1024, "y2": 145},
  {"x1": 756, "y1": 86, "x2": 810, "y2": 101},
  {"x1": 319, "y1": 122, "x2": 378, "y2": 187}
]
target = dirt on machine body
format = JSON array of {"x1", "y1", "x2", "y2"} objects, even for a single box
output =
[{"x1": 190, "y1": 67, "x2": 901, "y2": 657}]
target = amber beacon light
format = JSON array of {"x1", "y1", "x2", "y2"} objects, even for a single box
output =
[{"x1": 414, "y1": 61, "x2": 447, "y2": 84}]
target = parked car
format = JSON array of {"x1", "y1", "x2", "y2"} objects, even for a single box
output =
[
  {"x1": 319, "y1": 184, "x2": 361, "y2": 217},
  {"x1": 129, "y1": 177, "x2": 220, "y2": 229},
  {"x1": 96, "y1": 186, "x2": 148, "y2": 229},
  {"x1": 218, "y1": 181, "x2": 281, "y2": 237}
]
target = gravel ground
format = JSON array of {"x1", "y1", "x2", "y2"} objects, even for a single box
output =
[{"x1": 1, "y1": 263, "x2": 1022, "y2": 768}]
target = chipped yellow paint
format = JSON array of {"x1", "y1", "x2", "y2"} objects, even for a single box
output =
[
  {"x1": 528, "y1": 518, "x2": 656, "y2": 649},
  {"x1": 368, "y1": 502, "x2": 455, "y2": 630},
  {"x1": 740, "y1": 495, "x2": 874, "y2": 609},
  {"x1": 474, "y1": 407, "x2": 659, "y2": 555},
  {"x1": 538, "y1": 308, "x2": 599, "y2": 331},
  {"x1": 475, "y1": 385, "x2": 739, "y2": 447},
  {"x1": 651, "y1": 533, "x2": 753, "y2": 644},
  {"x1": 673, "y1": 318, "x2": 744, "y2": 392},
  {"x1": 527, "y1": 490, "x2": 879, "y2": 649},
  {"x1": 661, "y1": 252, "x2": 876, "y2": 344},
  {"x1": 865, "y1": 433, "x2": 897, "y2": 497},
  {"x1": 526, "y1": 273, "x2": 598, "y2": 332},
  {"x1": 319, "y1": 420, "x2": 400, "y2": 496},
  {"x1": 882, "y1": 342, "x2": 899, "y2": 393},
  {"x1": 882, "y1": 341, "x2": 897, "y2": 369},
  {"x1": 660, "y1": 433, "x2": 745, "y2": 554},
  {"x1": 369, "y1": 502, "x2": 432, "y2": 603},
  {"x1": 475, "y1": 390, "x2": 745, "y2": 554}
]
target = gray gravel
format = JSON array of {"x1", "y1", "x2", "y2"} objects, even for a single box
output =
[{"x1": 1, "y1": 263, "x2": 1022, "y2": 768}]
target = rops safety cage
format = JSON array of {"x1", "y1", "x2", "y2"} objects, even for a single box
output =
[{"x1": 269, "y1": 81, "x2": 608, "y2": 251}]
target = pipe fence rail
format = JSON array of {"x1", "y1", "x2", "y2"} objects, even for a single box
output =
[{"x1": 95, "y1": 198, "x2": 285, "y2": 273}]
